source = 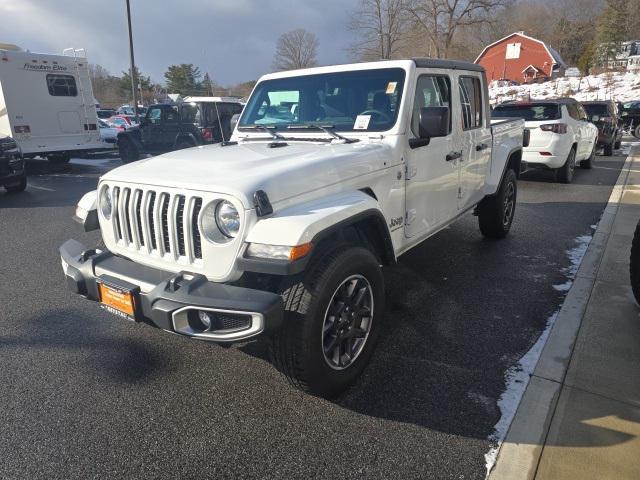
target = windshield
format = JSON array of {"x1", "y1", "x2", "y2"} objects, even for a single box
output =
[
  {"x1": 583, "y1": 104, "x2": 608, "y2": 117},
  {"x1": 239, "y1": 68, "x2": 406, "y2": 132},
  {"x1": 493, "y1": 103, "x2": 561, "y2": 121}
]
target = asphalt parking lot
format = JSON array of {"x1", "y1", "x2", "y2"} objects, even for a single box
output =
[{"x1": 0, "y1": 148, "x2": 628, "y2": 479}]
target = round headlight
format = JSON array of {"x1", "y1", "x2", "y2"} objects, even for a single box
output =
[
  {"x1": 200, "y1": 200, "x2": 241, "y2": 243},
  {"x1": 216, "y1": 201, "x2": 240, "y2": 238},
  {"x1": 99, "y1": 186, "x2": 112, "y2": 219}
]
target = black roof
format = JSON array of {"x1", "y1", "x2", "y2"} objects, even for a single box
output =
[
  {"x1": 413, "y1": 58, "x2": 485, "y2": 72},
  {"x1": 581, "y1": 100, "x2": 614, "y2": 105}
]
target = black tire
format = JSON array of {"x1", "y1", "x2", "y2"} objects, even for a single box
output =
[
  {"x1": 478, "y1": 168, "x2": 517, "y2": 239},
  {"x1": 634, "y1": 125, "x2": 640, "y2": 139},
  {"x1": 118, "y1": 137, "x2": 139, "y2": 163},
  {"x1": 47, "y1": 152, "x2": 70, "y2": 164},
  {"x1": 270, "y1": 245, "x2": 384, "y2": 398},
  {"x1": 614, "y1": 138, "x2": 621, "y2": 150},
  {"x1": 556, "y1": 148, "x2": 576, "y2": 184},
  {"x1": 5, "y1": 176, "x2": 27, "y2": 193},
  {"x1": 176, "y1": 140, "x2": 195, "y2": 150},
  {"x1": 581, "y1": 142, "x2": 595, "y2": 169},
  {"x1": 603, "y1": 141, "x2": 614, "y2": 156},
  {"x1": 630, "y1": 220, "x2": 640, "y2": 305}
]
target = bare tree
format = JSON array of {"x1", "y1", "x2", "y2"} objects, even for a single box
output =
[
  {"x1": 349, "y1": 0, "x2": 410, "y2": 60},
  {"x1": 407, "y1": 0, "x2": 510, "y2": 58},
  {"x1": 272, "y1": 29, "x2": 319, "y2": 71}
]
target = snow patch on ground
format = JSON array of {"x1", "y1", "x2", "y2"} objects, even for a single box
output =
[
  {"x1": 484, "y1": 230, "x2": 596, "y2": 477},
  {"x1": 489, "y1": 71, "x2": 640, "y2": 105},
  {"x1": 621, "y1": 140, "x2": 640, "y2": 156}
]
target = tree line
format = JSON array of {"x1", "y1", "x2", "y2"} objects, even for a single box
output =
[{"x1": 90, "y1": 63, "x2": 256, "y2": 108}]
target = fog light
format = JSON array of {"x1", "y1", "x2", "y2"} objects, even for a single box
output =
[{"x1": 198, "y1": 310, "x2": 212, "y2": 330}]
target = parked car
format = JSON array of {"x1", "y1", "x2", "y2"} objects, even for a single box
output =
[
  {"x1": 98, "y1": 119, "x2": 118, "y2": 144},
  {"x1": 0, "y1": 135, "x2": 26, "y2": 193},
  {"x1": 619, "y1": 100, "x2": 640, "y2": 138},
  {"x1": 117, "y1": 105, "x2": 147, "y2": 116},
  {"x1": 116, "y1": 98, "x2": 243, "y2": 162},
  {"x1": 493, "y1": 99, "x2": 598, "y2": 183},
  {"x1": 62, "y1": 59, "x2": 526, "y2": 398},
  {"x1": 97, "y1": 109, "x2": 117, "y2": 119},
  {"x1": 107, "y1": 115, "x2": 134, "y2": 131},
  {"x1": 582, "y1": 100, "x2": 622, "y2": 155}
]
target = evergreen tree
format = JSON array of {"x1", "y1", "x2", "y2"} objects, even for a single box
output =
[
  {"x1": 595, "y1": 0, "x2": 630, "y2": 65},
  {"x1": 164, "y1": 64, "x2": 202, "y2": 96}
]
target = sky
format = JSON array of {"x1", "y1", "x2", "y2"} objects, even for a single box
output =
[{"x1": 0, "y1": 0, "x2": 357, "y2": 86}]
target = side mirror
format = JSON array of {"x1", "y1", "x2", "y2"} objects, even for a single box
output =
[
  {"x1": 230, "y1": 113, "x2": 240, "y2": 132},
  {"x1": 409, "y1": 107, "x2": 450, "y2": 149}
]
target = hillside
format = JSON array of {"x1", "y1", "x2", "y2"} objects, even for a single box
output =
[{"x1": 489, "y1": 71, "x2": 640, "y2": 105}]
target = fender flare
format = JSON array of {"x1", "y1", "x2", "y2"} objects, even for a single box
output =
[
  {"x1": 239, "y1": 191, "x2": 395, "y2": 275},
  {"x1": 486, "y1": 146, "x2": 522, "y2": 198}
]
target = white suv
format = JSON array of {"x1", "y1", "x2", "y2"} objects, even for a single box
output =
[{"x1": 493, "y1": 99, "x2": 598, "y2": 183}]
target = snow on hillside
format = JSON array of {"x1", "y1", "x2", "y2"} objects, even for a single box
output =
[{"x1": 489, "y1": 71, "x2": 640, "y2": 105}]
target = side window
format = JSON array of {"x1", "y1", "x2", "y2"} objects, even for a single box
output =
[
  {"x1": 147, "y1": 107, "x2": 162, "y2": 124},
  {"x1": 46, "y1": 74, "x2": 77, "y2": 96},
  {"x1": 180, "y1": 104, "x2": 198, "y2": 123},
  {"x1": 459, "y1": 76, "x2": 482, "y2": 130},
  {"x1": 566, "y1": 103, "x2": 579, "y2": 120},
  {"x1": 411, "y1": 75, "x2": 451, "y2": 137},
  {"x1": 165, "y1": 106, "x2": 179, "y2": 123}
]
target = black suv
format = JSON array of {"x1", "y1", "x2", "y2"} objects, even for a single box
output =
[
  {"x1": 0, "y1": 136, "x2": 26, "y2": 193},
  {"x1": 582, "y1": 100, "x2": 622, "y2": 156},
  {"x1": 619, "y1": 100, "x2": 640, "y2": 138},
  {"x1": 117, "y1": 100, "x2": 243, "y2": 163}
]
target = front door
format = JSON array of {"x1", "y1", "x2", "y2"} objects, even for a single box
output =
[
  {"x1": 405, "y1": 73, "x2": 460, "y2": 238},
  {"x1": 142, "y1": 106, "x2": 164, "y2": 152}
]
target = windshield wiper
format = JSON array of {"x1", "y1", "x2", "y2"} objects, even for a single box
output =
[
  {"x1": 238, "y1": 125, "x2": 286, "y2": 140},
  {"x1": 286, "y1": 124, "x2": 359, "y2": 143}
]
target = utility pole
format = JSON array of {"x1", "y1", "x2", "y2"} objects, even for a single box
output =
[{"x1": 125, "y1": 0, "x2": 138, "y2": 118}]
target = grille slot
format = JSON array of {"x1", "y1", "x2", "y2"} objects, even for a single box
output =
[
  {"x1": 192, "y1": 198, "x2": 202, "y2": 260},
  {"x1": 108, "y1": 186, "x2": 203, "y2": 264}
]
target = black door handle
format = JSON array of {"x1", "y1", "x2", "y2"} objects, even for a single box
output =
[
  {"x1": 476, "y1": 143, "x2": 488, "y2": 151},
  {"x1": 446, "y1": 151, "x2": 462, "y2": 162}
]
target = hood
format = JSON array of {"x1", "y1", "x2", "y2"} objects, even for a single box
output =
[{"x1": 102, "y1": 140, "x2": 391, "y2": 208}]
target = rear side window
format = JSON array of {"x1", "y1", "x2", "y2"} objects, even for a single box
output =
[
  {"x1": 459, "y1": 77, "x2": 482, "y2": 129},
  {"x1": 493, "y1": 104, "x2": 560, "y2": 121},
  {"x1": 47, "y1": 74, "x2": 77, "y2": 96}
]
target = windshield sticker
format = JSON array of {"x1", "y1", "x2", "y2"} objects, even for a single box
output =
[
  {"x1": 385, "y1": 82, "x2": 397, "y2": 94},
  {"x1": 354, "y1": 115, "x2": 371, "y2": 130}
]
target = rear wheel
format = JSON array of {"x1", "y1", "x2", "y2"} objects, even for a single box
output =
[
  {"x1": 556, "y1": 148, "x2": 576, "y2": 184},
  {"x1": 118, "y1": 137, "x2": 139, "y2": 163},
  {"x1": 581, "y1": 142, "x2": 595, "y2": 169},
  {"x1": 603, "y1": 141, "x2": 614, "y2": 156},
  {"x1": 47, "y1": 152, "x2": 70, "y2": 164},
  {"x1": 630, "y1": 220, "x2": 640, "y2": 305},
  {"x1": 5, "y1": 176, "x2": 27, "y2": 193},
  {"x1": 478, "y1": 168, "x2": 517, "y2": 239},
  {"x1": 634, "y1": 125, "x2": 640, "y2": 139},
  {"x1": 270, "y1": 245, "x2": 384, "y2": 398},
  {"x1": 176, "y1": 139, "x2": 195, "y2": 150}
]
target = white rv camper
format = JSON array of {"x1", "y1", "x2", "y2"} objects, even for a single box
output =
[{"x1": 0, "y1": 44, "x2": 109, "y2": 163}]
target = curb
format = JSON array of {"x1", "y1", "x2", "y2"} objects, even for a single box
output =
[{"x1": 488, "y1": 146, "x2": 638, "y2": 480}]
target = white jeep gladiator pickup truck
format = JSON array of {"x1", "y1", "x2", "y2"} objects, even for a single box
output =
[{"x1": 61, "y1": 59, "x2": 525, "y2": 398}]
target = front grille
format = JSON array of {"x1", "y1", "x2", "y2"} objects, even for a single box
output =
[{"x1": 111, "y1": 186, "x2": 203, "y2": 262}]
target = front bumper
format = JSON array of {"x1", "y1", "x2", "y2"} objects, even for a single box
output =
[{"x1": 60, "y1": 239, "x2": 284, "y2": 342}]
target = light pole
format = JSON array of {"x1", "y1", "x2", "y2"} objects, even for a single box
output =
[{"x1": 125, "y1": 0, "x2": 138, "y2": 118}]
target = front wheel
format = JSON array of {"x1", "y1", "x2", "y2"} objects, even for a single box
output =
[
  {"x1": 478, "y1": 168, "x2": 517, "y2": 239},
  {"x1": 270, "y1": 245, "x2": 384, "y2": 398},
  {"x1": 118, "y1": 137, "x2": 139, "y2": 163},
  {"x1": 603, "y1": 141, "x2": 614, "y2": 156},
  {"x1": 5, "y1": 176, "x2": 27, "y2": 193},
  {"x1": 634, "y1": 125, "x2": 640, "y2": 139}
]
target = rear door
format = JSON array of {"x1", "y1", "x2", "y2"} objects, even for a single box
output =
[
  {"x1": 457, "y1": 75, "x2": 491, "y2": 209},
  {"x1": 404, "y1": 72, "x2": 459, "y2": 238}
]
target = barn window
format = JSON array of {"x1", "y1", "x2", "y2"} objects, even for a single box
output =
[{"x1": 505, "y1": 43, "x2": 521, "y2": 59}]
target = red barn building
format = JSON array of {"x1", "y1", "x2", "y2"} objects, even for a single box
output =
[{"x1": 475, "y1": 32, "x2": 566, "y2": 85}]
